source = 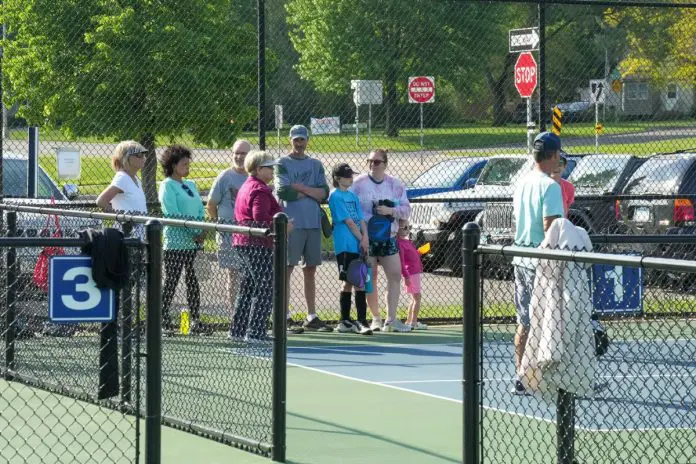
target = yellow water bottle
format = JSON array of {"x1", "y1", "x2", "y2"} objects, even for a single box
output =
[{"x1": 180, "y1": 307, "x2": 190, "y2": 335}]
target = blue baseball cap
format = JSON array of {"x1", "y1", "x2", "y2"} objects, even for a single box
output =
[
  {"x1": 533, "y1": 132, "x2": 561, "y2": 152},
  {"x1": 289, "y1": 124, "x2": 309, "y2": 140}
]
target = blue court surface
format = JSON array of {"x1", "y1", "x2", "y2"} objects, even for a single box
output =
[{"x1": 287, "y1": 337, "x2": 696, "y2": 432}]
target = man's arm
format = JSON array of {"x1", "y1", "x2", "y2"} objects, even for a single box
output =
[
  {"x1": 275, "y1": 162, "x2": 302, "y2": 201},
  {"x1": 293, "y1": 184, "x2": 328, "y2": 202},
  {"x1": 542, "y1": 182, "x2": 564, "y2": 231}
]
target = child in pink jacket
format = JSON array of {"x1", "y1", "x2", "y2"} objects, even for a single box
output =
[{"x1": 397, "y1": 219, "x2": 427, "y2": 330}]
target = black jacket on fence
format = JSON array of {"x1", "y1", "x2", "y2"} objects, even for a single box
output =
[{"x1": 79, "y1": 228, "x2": 130, "y2": 291}]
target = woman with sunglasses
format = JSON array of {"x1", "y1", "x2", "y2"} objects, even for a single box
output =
[
  {"x1": 351, "y1": 149, "x2": 412, "y2": 332},
  {"x1": 158, "y1": 145, "x2": 208, "y2": 334},
  {"x1": 96, "y1": 141, "x2": 149, "y2": 233}
]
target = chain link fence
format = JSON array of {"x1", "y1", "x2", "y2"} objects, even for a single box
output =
[{"x1": 462, "y1": 224, "x2": 696, "y2": 464}]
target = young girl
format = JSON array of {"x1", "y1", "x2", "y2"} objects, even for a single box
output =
[
  {"x1": 328, "y1": 163, "x2": 372, "y2": 335},
  {"x1": 397, "y1": 219, "x2": 427, "y2": 330}
]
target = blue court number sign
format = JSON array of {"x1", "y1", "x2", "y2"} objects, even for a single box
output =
[
  {"x1": 49, "y1": 256, "x2": 115, "y2": 323},
  {"x1": 592, "y1": 262, "x2": 643, "y2": 316}
]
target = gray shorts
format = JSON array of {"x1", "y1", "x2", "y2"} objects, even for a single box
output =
[
  {"x1": 514, "y1": 265, "x2": 536, "y2": 328},
  {"x1": 288, "y1": 228, "x2": 322, "y2": 267},
  {"x1": 216, "y1": 232, "x2": 244, "y2": 270}
]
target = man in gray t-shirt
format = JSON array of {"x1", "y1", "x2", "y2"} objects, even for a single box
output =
[
  {"x1": 275, "y1": 125, "x2": 332, "y2": 332},
  {"x1": 207, "y1": 139, "x2": 249, "y2": 335}
]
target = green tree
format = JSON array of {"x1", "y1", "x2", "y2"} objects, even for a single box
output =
[
  {"x1": 286, "y1": 0, "x2": 500, "y2": 136},
  {"x1": 605, "y1": 7, "x2": 695, "y2": 85},
  {"x1": 2, "y1": 0, "x2": 257, "y2": 201}
]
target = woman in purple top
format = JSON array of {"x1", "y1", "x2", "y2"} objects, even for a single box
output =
[
  {"x1": 351, "y1": 149, "x2": 411, "y2": 333},
  {"x1": 231, "y1": 151, "x2": 293, "y2": 343}
]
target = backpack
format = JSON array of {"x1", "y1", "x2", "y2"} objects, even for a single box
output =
[
  {"x1": 346, "y1": 257, "x2": 368, "y2": 288},
  {"x1": 368, "y1": 215, "x2": 392, "y2": 242}
]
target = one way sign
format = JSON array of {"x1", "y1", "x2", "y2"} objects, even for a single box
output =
[
  {"x1": 590, "y1": 79, "x2": 607, "y2": 104},
  {"x1": 509, "y1": 28, "x2": 540, "y2": 53}
]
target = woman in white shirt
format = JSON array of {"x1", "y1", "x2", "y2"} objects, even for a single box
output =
[
  {"x1": 96, "y1": 141, "x2": 149, "y2": 236},
  {"x1": 97, "y1": 141, "x2": 148, "y2": 213}
]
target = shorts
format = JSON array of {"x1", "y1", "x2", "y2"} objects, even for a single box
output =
[
  {"x1": 216, "y1": 232, "x2": 244, "y2": 270},
  {"x1": 404, "y1": 273, "x2": 422, "y2": 294},
  {"x1": 369, "y1": 237, "x2": 399, "y2": 258},
  {"x1": 336, "y1": 252, "x2": 360, "y2": 281},
  {"x1": 288, "y1": 228, "x2": 323, "y2": 267},
  {"x1": 514, "y1": 265, "x2": 536, "y2": 328}
]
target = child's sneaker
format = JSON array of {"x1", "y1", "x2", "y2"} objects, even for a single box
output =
[
  {"x1": 356, "y1": 320, "x2": 373, "y2": 335},
  {"x1": 410, "y1": 321, "x2": 428, "y2": 330},
  {"x1": 335, "y1": 320, "x2": 359, "y2": 334},
  {"x1": 382, "y1": 320, "x2": 412, "y2": 333},
  {"x1": 370, "y1": 318, "x2": 383, "y2": 332}
]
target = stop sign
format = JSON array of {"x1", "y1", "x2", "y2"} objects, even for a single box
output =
[
  {"x1": 408, "y1": 76, "x2": 435, "y2": 104},
  {"x1": 514, "y1": 52, "x2": 537, "y2": 98}
]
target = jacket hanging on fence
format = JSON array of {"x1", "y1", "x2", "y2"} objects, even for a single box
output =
[
  {"x1": 519, "y1": 218, "x2": 597, "y2": 398},
  {"x1": 79, "y1": 227, "x2": 130, "y2": 400},
  {"x1": 79, "y1": 228, "x2": 130, "y2": 290}
]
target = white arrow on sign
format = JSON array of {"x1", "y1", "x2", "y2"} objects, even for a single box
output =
[
  {"x1": 509, "y1": 28, "x2": 540, "y2": 53},
  {"x1": 590, "y1": 79, "x2": 607, "y2": 104}
]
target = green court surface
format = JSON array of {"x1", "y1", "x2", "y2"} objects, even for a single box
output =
[{"x1": 3, "y1": 325, "x2": 695, "y2": 463}]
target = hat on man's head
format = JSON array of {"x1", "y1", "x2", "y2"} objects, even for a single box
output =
[
  {"x1": 332, "y1": 163, "x2": 357, "y2": 179},
  {"x1": 533, "y1": 132, "x2": 561, "y2": 152},
  {"x1": 289, "y1": 125, "x2": 309, "y2": 140}
]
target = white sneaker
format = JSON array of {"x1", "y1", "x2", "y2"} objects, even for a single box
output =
[
  {"x1": 335, "y1": 320, "x2": 359, "y2": 334},
  {"x1": 370, "y1": 319, "x2": 383, "y2": 332},
  {"x1": 409, "y1": 321, "x2": 428, "y2": 330},
  {"x1": 383, "y1": 320, "x2": 412, "y2": 333}
]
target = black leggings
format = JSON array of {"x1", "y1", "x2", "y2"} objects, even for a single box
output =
[{"x1": 162, "y1": 249, "x2": 200, "y2": 324}]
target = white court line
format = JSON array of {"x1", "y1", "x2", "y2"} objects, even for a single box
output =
[
  {"x1": 380, "y1": 379, "x2": 461, "y2": 384},
  {"x1": 287, "y1": 341, "x2": 463, "y2": 351}
]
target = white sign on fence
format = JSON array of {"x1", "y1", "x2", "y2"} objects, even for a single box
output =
[
  {"x1": 310, "y1": 117, "x2": 341, "y2": 135},
  {"x1": 57, "y1": 147, "x2": 81, "y2": 179}
]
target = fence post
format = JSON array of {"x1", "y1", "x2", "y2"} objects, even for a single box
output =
[
  {"x1": 272, "y1": 213, "x2": 288, "y2": 463},
  {"x1": 4, "y1": 211, "x2": 17, "y2": 381},
  {"x1": 557, "y1": 390, "x2": 575, "y2": 464},
  {"x1": 145, "y1": 220, "x2": 162, "y2": 464},
  {"x1": 462, "y1": 222, "x2": 481, "y2": 464},
  {"x1": 121, "y1": 222, "x2": 134, "y2": 406}
]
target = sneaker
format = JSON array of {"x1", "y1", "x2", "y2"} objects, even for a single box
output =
[
  {"x1": 245, "y1": 335, "x2": 270, "y2": 344},
  {"x1": 287, "y1": 319, "x2": 305, "y2": 334},
  {"x1": 356, "y1": 320, "x2": 373, "y2": 335},
  {"x1": 335, "y1": 320, "x2": 359, "y2": 334},
  {"x1": 370, "y1": 319, "x2": 383, "y2": 332},
  {"x1": 410, "y1": 321, "x2": 429, "y2": 331},
  {"x1": 303, "y1": 316, "x2": 333, "y2": 332},
  {"x1": 382, "y1": 320, "x2": 412, "y2": 333},
  {"x1": 227, "y1": 332, "x2": 244, "y2": 342},
  {"x1": 511, "y1": 380, "x2": 529, "y2": 396}
]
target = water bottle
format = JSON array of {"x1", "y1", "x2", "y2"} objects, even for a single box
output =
[
  {"x1": 180, "y1": 307, "x2": 190, "y2": 335},
  {"x1": 364, "y1": 264, "x2": 373, "y2": 294}
]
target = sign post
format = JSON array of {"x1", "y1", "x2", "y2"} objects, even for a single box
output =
[
  {"x1": 274, "y1": 105, "x2": 283, "y2": 151},
  {"x1": 408, "y1": 76, "x2": 435, "y2": 151},
  {"x1": 351, "y1": 80, "x2": 383, "y2": 149},
  {"x1": 514, "y1": 53, "x2": 538, "y2": 155},
  {"x1": 590, "y1": 79, "x2": 606, "y2": 154}
]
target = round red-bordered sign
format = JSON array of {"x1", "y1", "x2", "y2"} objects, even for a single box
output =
[{"x1": 408, "y1": 76, "x2": 435, "y2": 104}]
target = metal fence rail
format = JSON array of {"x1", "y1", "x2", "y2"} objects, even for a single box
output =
[{"x1": 462, "y1": 222, "x2": 696, "y2": 464}]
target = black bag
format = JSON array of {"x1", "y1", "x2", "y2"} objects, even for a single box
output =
[
  {"x1": 592, "y1": 317, "x2": 610, "y2": 357},
  {"x1": 320, "y1": 207, "x2": 333, "y2": 238}
]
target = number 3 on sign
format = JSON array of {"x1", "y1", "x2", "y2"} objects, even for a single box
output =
[
  {"x1": 49, "y1": 256, "x2": 115, "y2": 323},
  {"x1": 61, "y1": 266, "x2": 102, "y2": 310}
]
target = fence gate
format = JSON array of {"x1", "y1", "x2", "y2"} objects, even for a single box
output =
[{"x1": 0, "y1": 211, "x2": 147, "y2": 463}]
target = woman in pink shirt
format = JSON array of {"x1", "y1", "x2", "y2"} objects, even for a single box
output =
[
  {"x1": 551, "y1": 156, "x2": 575, "y2": 216},
  {"x1": 351, "y1": 149, "x2": 412, "y2": 333},
  {"x1": 232, "y1": 151, "x2": 293, "y2": 343}
]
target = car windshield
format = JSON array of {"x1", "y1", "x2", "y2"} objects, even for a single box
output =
[
  {"x1": 3, "y1": 158, "x2": 64, "y2": 199},
  {"x1": 623, "y1": 156, "x2": 694, "y2": 195},
  {"x1": 411, "y1": 159, "x2": 478, "y2": 188},
  {"x1": 477, "y1": 158, "x2": 528, "y2": 186},
  {"x1": 568, "y1": 156, "x2": 630, "y2": 189}
]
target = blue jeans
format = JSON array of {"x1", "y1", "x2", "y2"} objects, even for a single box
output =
[{"x1": 231, "y1": 246, "x2": 273, "y2": 340}]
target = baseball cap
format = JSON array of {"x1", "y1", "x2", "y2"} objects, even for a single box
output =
[
  {"x1": 289, "y1": 125, "x2": 309, "y2": 140},
  {"x1": 533, "y1": 132, "x2": 562, "y2": 152},
  {"x1": 332, "y1": 163, "x2": 357, "y2": 179}
]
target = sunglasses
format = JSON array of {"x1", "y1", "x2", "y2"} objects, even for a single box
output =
[
  {"x1": 181, "y1": 183, "x2": 195, "y2": 198},
  {"x1": 129, "y1": 152, "x2": 146, "y2": 159},
  {"x1": 367, "y1": 159, "x2": 385, "y2": 166}
]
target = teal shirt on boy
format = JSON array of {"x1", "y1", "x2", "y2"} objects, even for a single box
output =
[{"x1": 158, "y1": 177, "x2": 205, "y2": 250}]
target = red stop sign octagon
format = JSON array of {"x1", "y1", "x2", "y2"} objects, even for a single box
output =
[
  {"x1": 408, "y1": 76, "x2": 435, "y2": 104},
  {"x1": 514, "y1": 52, "x2": 537, "y2": 98}
]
